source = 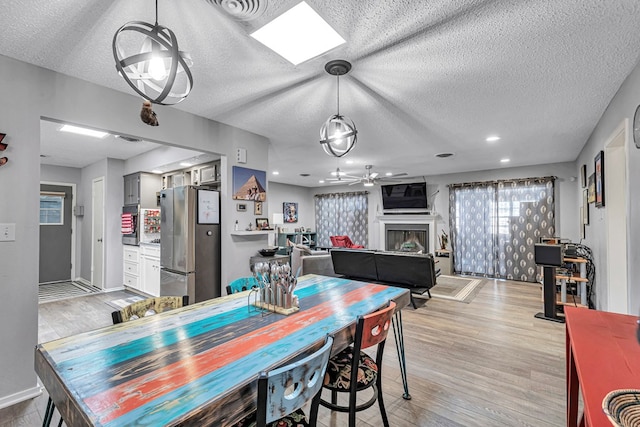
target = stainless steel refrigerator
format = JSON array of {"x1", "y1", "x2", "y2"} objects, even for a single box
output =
[{"x1": 160, "y1": 186, "x2": 221, "y2": 303}]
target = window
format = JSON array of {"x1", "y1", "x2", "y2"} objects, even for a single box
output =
[{"x1": 40, "y1": 193, "x2": 64, "y2": 225}]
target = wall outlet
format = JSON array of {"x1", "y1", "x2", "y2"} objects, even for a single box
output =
[{"x1": 0, "y1": 223, "x2": 15, "y2": 242}]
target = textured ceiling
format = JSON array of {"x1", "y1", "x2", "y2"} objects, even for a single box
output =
[{"x1": 2, "y1": 0, "x2": 640, "y2": 186}]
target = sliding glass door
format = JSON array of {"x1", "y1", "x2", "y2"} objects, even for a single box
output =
[{"x1": 449, "y1": 177, "x2": 555, "y2": 282}]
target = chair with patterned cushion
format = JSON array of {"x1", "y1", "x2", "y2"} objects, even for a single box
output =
[
  {"x1": 329, "y1": 235, "x2": 364, "y2": 249},
  {"x1": 226, "y1": 276, "x2": 259, "y2": 295},
  {"x1": 235, "y1": 336, "x2": 334, "y2": 427},
  {"x1": 320, "y1": 301, "x2": 396, "y2": 427},
  {"x1": 111, "y1": 295, "x2": 189, "y2": 324}
]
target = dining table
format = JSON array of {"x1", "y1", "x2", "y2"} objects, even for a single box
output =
[{"x1": 35, "y1": 274, "x2": 412, "y2": 426}]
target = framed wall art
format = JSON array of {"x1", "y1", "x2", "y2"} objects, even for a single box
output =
[
  {"x1": 232, "y1": 166, "x2": 267, "y2": 201},
  {"x1": 283, "y1": 202, "x2": 298, "y2": 223},
  {"x1": 587, "y1": 173, "x2": 596, "y2": 203},
  {"x1": 582, "y1": 189, "x2": 589, "y2": 225},
  {"x1": 580, "y1": 164, "x2": 587, "y2": 188},
  {"x1": 594, "y1": 150, "x2": 605, "y2": 208},
  {"x1": 254, "y1": 201, "x2": 263, "y2": 215}
]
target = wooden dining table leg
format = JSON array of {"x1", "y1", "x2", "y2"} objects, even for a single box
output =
[{"x1": 392, "y1": 309, "x2": 411, "y2": 400}]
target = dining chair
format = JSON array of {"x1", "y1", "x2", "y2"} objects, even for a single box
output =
[
  {"x1": 111, "y1": 295, "x2": 189, "y2": 324},
  {"x1": 235, "y1": 336, "x2": 334, "y2": 427},
  {"x1": 320, "y1": 301, "x2": 397, "y2": 427},
  {"x1": 226, "y1": 276, "x2": 259, "y2": 295}
]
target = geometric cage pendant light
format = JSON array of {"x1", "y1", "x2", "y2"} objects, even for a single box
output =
[
  {"x1": 112, "y1": 0, "x2": 193, "y2": 105},
  {"x1": 319, "y1": 60, "x2": 358, "y2": 157}
]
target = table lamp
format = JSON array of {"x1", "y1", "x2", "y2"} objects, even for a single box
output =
[{"x1": 272, "y1": 213, "x2": 284, "y2": 247}]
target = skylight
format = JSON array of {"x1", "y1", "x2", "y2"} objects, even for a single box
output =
[
  {"x1": 250, "y1": 2, "x2": 346, "y2": 65},
  {"x1": 59, "y1": 124, "x2": 108, "y2": 139}
]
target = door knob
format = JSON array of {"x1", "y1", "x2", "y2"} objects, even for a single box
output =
[{"x1": 97, "y1": 238, "x2": 103, "y2": 242}]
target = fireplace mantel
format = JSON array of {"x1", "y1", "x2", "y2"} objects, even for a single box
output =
[{"x1": 377, "y1": 214, "x2": 438, "y2": 254}]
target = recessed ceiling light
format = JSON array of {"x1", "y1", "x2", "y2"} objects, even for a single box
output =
[
  {"x1": 250, "y1": 1, "x2": 346, "y2": 65},
  {"x1": 151, "y1": 169, "x2": 163, "y2": 174},
  {"x1": 486, "y1": 136, "x2": 501, "y2": 142},
  {"x1": 435, "y1": 152, "x2": 454, "y2": 158},
  {"x1": 345, "y1": 160, "x2": 354, "y2": 164},
  {"x1": 59, "y1": 124, "x2": 108, "y2": 139},
  {"x1": 272, "y1": 171, "x2": 280, "y2": 175},
  {"x1": 180, "y1": 162, "x2": 193, "y2": 167},
  {"x1": 385, "y1": 172, "x2": 393, "y2": 176},
  {"x1": 319, "y1": 180, "x2": 325, "y2": 183},
  {"x1": 500, "y1": 158, "x2": 510, "y2": 163}
]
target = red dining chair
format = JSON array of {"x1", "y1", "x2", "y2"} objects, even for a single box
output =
[
  {"x1": 329, "y1": 235, "x2": 364, "y2": 249},
  {"x1": 320, "y1": 301, "x2": 396, "y2": 427}
]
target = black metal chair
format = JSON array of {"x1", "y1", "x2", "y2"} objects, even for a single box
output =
[{"x1": 320, "y1": 301, "x2": 396, "y2": 427}]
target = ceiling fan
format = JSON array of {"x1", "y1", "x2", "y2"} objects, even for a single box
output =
[{"x1": 327, "y1": 165, "x2": 407, "y2": 186}]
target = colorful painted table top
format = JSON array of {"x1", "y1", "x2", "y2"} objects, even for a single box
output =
[{"x1": 35, "y1": 274, "x2": 410, "y2": 426}]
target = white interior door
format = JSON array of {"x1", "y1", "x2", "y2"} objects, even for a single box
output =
[{"x1": 92, "y1": 177, "x2": 105, "y2": 289}]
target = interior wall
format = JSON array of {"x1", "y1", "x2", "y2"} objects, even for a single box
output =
[
  {"x1": 0, "y1": 53, "x2": 269, "y2": 407},
  {"x1": 575, "y1": 57, "x2": 640, "y2": 314},
  {"x1": 267, "y1": 182, "x2": 315, "y2": 232}
]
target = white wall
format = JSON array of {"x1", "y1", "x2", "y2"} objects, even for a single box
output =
[
  {"x1": 0, "y1": 54, "x2": 269, "y2": 407},
  {"x1": 267, "y1": 182, "x2": 315, "y2": 232},
  {"x1": 576, "y1": 58, "x2": 640, "y2": 313}
]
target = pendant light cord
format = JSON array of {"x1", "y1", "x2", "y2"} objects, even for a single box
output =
[
  {"x1": 336, "y1": 74, "x2": 340, "y2": 116},
  {"x1": 155, "y1": 0, "x2": 159, "y2": 25}
]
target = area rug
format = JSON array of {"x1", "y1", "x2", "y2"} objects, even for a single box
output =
[
  {"x1": 38, "y1": 281, "x2": 100, "y2": 304},
  {"x1": 107, "y1": 295, "x2": 145, "y2": 310},
  {"x1": 429, "y1": 275, "x2": 485, "y2": 303}
]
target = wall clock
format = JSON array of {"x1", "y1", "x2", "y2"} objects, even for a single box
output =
[{"x1": 634, "y1": 105, "x2": 640, "y2": 148}]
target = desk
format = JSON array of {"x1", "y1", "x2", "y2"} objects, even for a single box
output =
[
  {"x1": 566, "y1": 307, "x2": 640, "y2": 426},
  {"x1": 36, "y1": 275, "x2": 411, "y2": 426}
]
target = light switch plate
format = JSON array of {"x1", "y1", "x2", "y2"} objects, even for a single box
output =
[
  {"x1": 236, "y1": 147, "x2": 247, "y2": 164},
  {"x1": 0, "y1": 223, "x2": 16, "y2": 241}
]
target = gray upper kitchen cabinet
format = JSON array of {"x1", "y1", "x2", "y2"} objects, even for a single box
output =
[{"x1": 123, "y1": 172, "x2": 161, "y2": 207}]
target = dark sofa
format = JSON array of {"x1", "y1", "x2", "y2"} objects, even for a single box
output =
[{"x1": 330, "y1": 248, "x2": 440, "y2": 308}]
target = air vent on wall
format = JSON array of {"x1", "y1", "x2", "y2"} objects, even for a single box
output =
[
  {"x1": 435, "y1": 152, "x2": 455, "y2": 158},
  {"x1": 205, "y1": 0, "x2": 267, "y2": 21}
]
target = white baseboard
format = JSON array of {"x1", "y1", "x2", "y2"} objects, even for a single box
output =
[{"x1": 0, "y1": 385, "x2": 42, "y2": 410}]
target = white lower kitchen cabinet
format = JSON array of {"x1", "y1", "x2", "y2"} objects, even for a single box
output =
[{"x1": 140, "y1": 244, "x2": 161, "y2": 296}]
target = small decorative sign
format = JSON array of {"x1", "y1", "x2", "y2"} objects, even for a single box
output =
[{"x1": 283, "y1": 202, "x2": 298, "y2": 223}]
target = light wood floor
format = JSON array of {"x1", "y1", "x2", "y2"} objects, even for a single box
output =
[{"x1": 0, "y1": 279, "x2": 567, "y2": 426}]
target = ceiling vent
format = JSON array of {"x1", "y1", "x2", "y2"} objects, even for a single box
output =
[
  {"x1": 206, "y1": 0, "x2": 267, "y2": 21},
  {"x1": 435, "y1": 152, "x2": 454, "y2": 158},
  {"x1": 116, "y1": 135, "x2": 143, "y2": 143}
]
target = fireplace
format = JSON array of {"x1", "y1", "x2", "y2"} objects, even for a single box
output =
[
  {"x1": 378, "y1": 214, "x2": 437, "y2": 254},
  {"x1": 386, "y1": 224, "x2": 428, "y2": 252}
]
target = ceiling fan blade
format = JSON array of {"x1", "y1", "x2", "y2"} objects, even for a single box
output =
[
  {"x1": 391, "y1": 173, "x2": 408, "y2": 178},
  {"x1": 348, "y1": 181, "x2": 362, "y2": 186},
  {"x1": 369, "y1": 172, "x2": 379, "y2": 179}
]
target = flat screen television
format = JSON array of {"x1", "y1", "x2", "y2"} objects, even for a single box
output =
[{"x1": 381, "y1": 182, "x2": 428, "y2": 212}]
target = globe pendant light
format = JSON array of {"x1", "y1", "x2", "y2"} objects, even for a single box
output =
[
  {"x1": 320, "y1": 60, "x2": 357, "y2": 158},
  {"x1": 113, "y1": 0, "x2": 193, "y2": 105}
]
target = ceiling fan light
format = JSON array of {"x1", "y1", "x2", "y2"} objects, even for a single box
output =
[{"x1": 113, "y1": 11, "x2": 193, "y2": 105}]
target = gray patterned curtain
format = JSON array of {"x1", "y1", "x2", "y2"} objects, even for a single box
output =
[
  {"x1": 314, "y1": 192, "x2": 368, "y2": 248},
  {"x1": 449, "y1": 177, "x2": 555, "y2": 282}
]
